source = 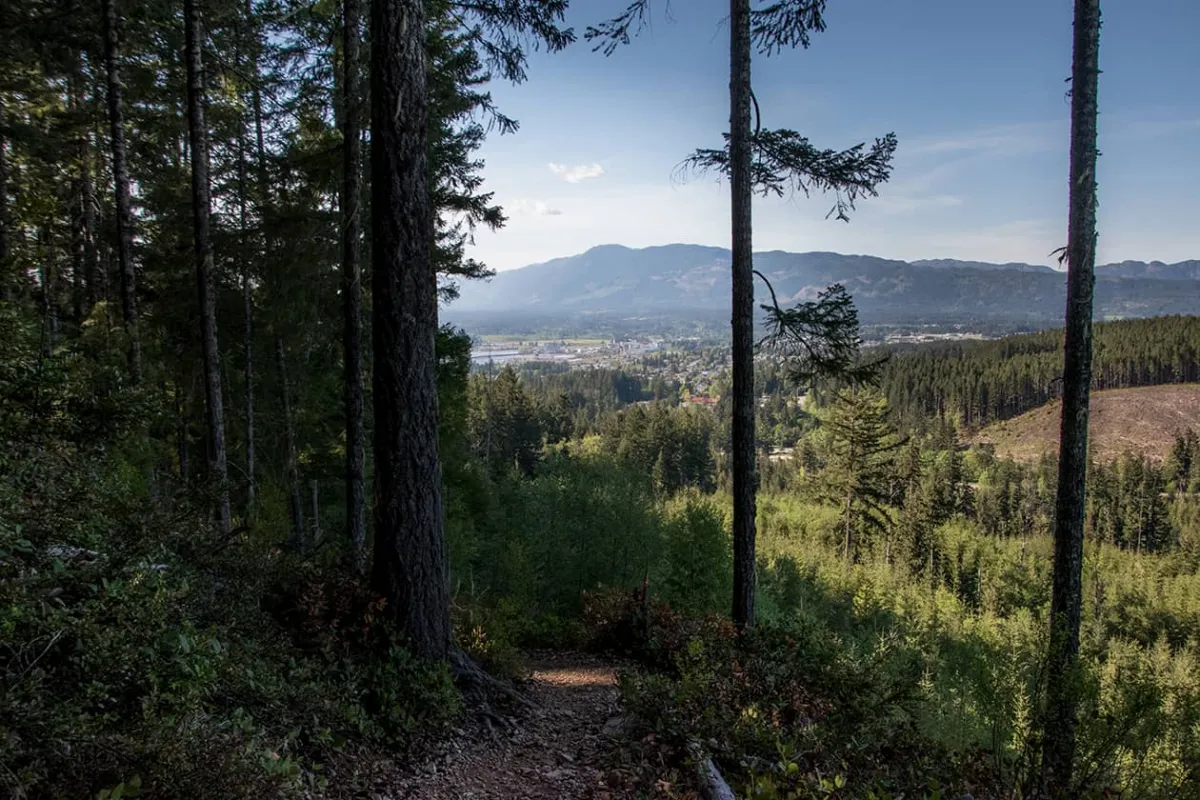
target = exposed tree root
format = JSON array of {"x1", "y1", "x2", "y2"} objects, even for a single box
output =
[{"x1": 448, "y1": 647, "x2": 536, "y2": 725}]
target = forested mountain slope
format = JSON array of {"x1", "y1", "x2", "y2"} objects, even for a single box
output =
[{"x1": 454, "y1": 244, "x2": 1200, "y2": 324}]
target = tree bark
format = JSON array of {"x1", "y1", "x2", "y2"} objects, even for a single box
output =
[
  {"x1": 369, "y1": 0, "x2": 451, "y2": 661},
  {"x1": 237, "y1": 5, "x2": 257, "y2": 520},
  {"x1": 237, "y1": 133, "x2": 257, "y2": 519},
  {"x1": 729, "y1": 0, "x2": 756, "y2": 630},
  {"x1": 39, "y1": 231, "x2": 59, "y2": 352},
  {"x1": 276, "y1": 334, "x2": 305, "y2": 547},
  {"x1": 0, "y1": 98, "x2": 9, "y2": 289},
  {"x1": 177, "y1": 381, "x2": 190, "y2": 483},
  {"x1": 1042, "y1": 0, "x2": 1101, "y2": 795},
  {"x1": 70, "y1": 88, "x2": 86, "y2": 324},
  {"x1": 310, "y1": 479, "x2": 321, "y2": 546},
  {"x1": 343, "y1": 0, "x2": 368, "y2": 575},
  {"x1": 101, "y1": 0, "x2": 141, "y2": 379},
  {"x1": 246, "y1": 0, "x2": 268, "y2": 199},
  {"x1": 69, "y1": 68, "x2": 99, "y2": 322},
  {"x1": 81, "y1": 124, "x2": 100, "y2": 312},
  {"x1": 185, "y1": 0, "x2": 232, "y2": 534}
]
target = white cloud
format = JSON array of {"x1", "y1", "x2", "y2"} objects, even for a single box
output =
[
  {"x1": 508, "y1": 198, "x2": 563, "y2": 217},
  {"x1": 548, "y1": 162, "x2": 606, "y2": 183}
]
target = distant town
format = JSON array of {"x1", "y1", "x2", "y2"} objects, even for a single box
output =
[
  {"x1": 469, "y1": 328, "x2": 993, "y2": 370},
  {"x1": 470, "y1": 337, "x2": 666, "y2": 368}
]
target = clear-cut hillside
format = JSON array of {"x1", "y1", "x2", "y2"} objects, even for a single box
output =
[{"x1": 972, "y1": 384, "x2": 1200, "y2": 463}]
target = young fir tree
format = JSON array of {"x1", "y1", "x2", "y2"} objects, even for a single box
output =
[{"x1": 818, "y1": 388, "x2": 903, "y2": 562}]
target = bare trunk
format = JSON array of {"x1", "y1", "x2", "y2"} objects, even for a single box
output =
[
  {"x1": 185, "y1": 0, "x2": 232, "y2": 534},
  {"x1": 102, "y1": 0, "x2": 141, "y2": 378},
  {"x1": 236, "y1": 14, "x2": 257, "y2": 521},
  {"x1": 729, "y1": 0, "x2": 756, "y2": 631},
  {"x1": 247, "y1": 0, "x2": 268, "y2": 200},
  {"x1": 81, "y1": 125, "x2": 100, "y2": 311},
  {"x1": 843, "y1": 490, "x2": 854, "y2": 562},
  {"x1": 310, "y1": 479, "x2": 321, "y2": 547},
  {"x1": 343, "y1": 0, "x2": 368, "y2": 574},
  {"x1": 70, "y1": 173, "x2": 85, "y2": 324},
  {"x1": 277, "y1": 335, "x2": 305, "y2": 546},
  {"x1": 238, "y1": 137, "x2": 257, "y2": 519},
  {"x1": 70, "y1": 67, "x2": 100, "y2": 319},
  {"x1": 175, "y1": 383, "x2": 185, "y2": 481},
  {"x1": 0, "y1": 98, "x2": 9, "y2": 299},
  {"x1": 369, "y1": 0, "x2": 451, "y2": 661},
  {"x1": 1042, "y1": 0, "x2": 1101, "y2": 795},
  {"x1": 39, "y1": 234, "x2": 58, "y2": 353}
]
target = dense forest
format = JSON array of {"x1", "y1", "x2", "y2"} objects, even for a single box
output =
[
  {"x1": 4, "y1": 0, "x2": 1192, "y2": 799},
  {"x1": 876, "y1": 315, "x2": 1200, "y2": 430}
]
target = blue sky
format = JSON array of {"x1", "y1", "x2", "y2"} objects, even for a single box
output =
[{"x1": 464, "y1": 0, "x2": 1200, "y2": 272}]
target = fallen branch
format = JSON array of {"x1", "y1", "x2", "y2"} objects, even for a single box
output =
[{"x1": 698, "y1": 757, "x2": 736, "y2": 800}]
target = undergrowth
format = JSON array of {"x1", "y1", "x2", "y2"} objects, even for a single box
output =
[
  {"x1": 0, "y1": 312, "x2": 461, "y2": 799},
  {"x1": 581, "y1": 587, "x2": 994, "y2": 799}
]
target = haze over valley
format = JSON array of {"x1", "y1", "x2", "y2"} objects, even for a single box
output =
[{"x1": 449, "y1": 243, "x2": 1200, "y2": 328}]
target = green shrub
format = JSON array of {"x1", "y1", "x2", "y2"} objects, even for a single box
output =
[
  {"x1": 659, "y1": 492, "x2": 732, "y2": 615},
  {"x1": 0, "y1": 321, "x2": 461, "y2": 799}
]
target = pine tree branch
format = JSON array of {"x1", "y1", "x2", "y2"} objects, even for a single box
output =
[
  {"x1": 677, "y1": 129, "x2": 898, "y2": 220},
  {"x1": 751, "y1": 1, "x2": 827, "y2": 55}
]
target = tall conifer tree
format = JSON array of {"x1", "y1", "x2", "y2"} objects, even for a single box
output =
[{"x1": 1042, "y1": 0, "x2": 1102, "y2": 793}]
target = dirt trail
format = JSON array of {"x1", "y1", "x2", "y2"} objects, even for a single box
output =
[{"x1": 388, "y1": 652, "x2": 636, "y2": 799}]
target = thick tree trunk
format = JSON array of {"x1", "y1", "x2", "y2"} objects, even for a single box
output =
[
  {"x1": 102, "y1": 0, "x2": 141, "y2": 379},
  {"x1": 1042, "y1": 1, "x2": 1101, "y2": 795},
  {"x1": 729, "y1": 0, "x2": 756, "y2": 630},
  {"x1": 185, "y1": 0, "x2": 232, "y2": 534},
  {"x1": 343, "y1": 0, "x2": 368, "y2": 575},
  {"x1": 369, "y1": 0, "x2": 451, "y2": 661},
  {"x1": 277, "y1": 335, "x2": 305, "y2": 547}
]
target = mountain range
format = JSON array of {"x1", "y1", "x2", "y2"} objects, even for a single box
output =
[{"x1": 452, "y1": 244, "x2": 1200, "y2": 324}]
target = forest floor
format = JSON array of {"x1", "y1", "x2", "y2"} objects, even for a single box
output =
[{"x1": 384, "y1": 651, "x2": 642, "y2": 799}]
